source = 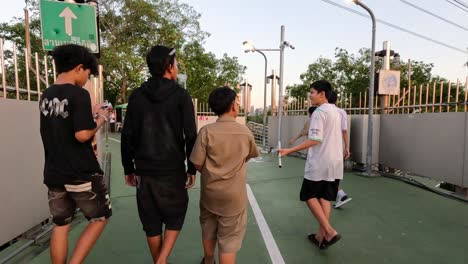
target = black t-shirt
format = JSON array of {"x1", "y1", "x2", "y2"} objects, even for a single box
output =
[{"x1": 40, "y1": 84, "x2": 102, "y2": 185}]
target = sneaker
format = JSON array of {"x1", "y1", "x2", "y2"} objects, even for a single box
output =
[{"x1": 334, "y1": 195, "x2": 352, "y2": 208}]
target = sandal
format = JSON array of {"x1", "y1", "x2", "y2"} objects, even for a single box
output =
[
  {"x1": 307, "y1": 233, "x2": 321, "y2": 248},
  {"x1": 319, "y1": 233, "x2": 342, "y2": 250}
]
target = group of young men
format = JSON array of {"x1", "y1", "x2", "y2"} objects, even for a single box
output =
[{"x1": 39, "y1": 43, "x2": 349, "y2": 264}]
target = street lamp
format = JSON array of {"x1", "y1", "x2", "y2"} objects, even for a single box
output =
[
  {"x1": 243, "y1": 26, "x2": 293, "y2": 168},
  {"x1": 351, "y1": 0, "x2": 376, "y2": 175},
  {"x1": 242, "y1": 41, "x2": 280, "y2": 150},
  {"x1": 242, "y1": 41, "x2": 255, "y2": 52}
]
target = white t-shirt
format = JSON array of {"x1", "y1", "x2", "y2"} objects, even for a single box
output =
[
  {"x1": 334, "y1": 105, "x2": 347, "y2": 131},
  {"x1": 304, "y1": 103, "x2": 343, "y2": 181}
]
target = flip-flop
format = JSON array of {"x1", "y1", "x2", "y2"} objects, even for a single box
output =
[
  {"x1": 307, "y1": 233, "x2": 321, "y2": 248},
  {"x1": 320, "y1": 233, "x2": 342, "y2": 250}
]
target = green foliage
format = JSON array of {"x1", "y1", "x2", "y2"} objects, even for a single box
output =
[
  {"x1": 287, "y1": 47, "x2": 436, "y2": 107},
  {"x1": 0, "y1": 3, "x2": 49, "y2": 93},
  {"x1": 99, "y1": 0, "x2": 208, "y2": 103},
  {"x1": 247, "y1": 115, "x2": 263, "y2": 124},
  {"x1": 0, "y1": 0, "x2": 246, "y2": 105},
  {"x1": 181, "y1": 41, "x2": 217, "y2": 102},
  {"x1": 182, "y1": 42, "x2": 245, "y2": 103},
  {"x1": 99, "y1": 0, "x2": 245, "y2": 104}
]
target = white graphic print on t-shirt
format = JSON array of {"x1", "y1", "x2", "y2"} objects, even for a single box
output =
[{"x1": 40, "y1": 98, "x2": 69, "y2": 118}]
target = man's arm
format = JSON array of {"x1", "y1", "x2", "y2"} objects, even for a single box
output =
[
  {"x1": 246, "y1": 132, "x2": 260, "y2": 161},
  {"x1": 342, "y1": 130, "x2": 350, "y2": 159},
  {"x1": 182, "y1": 91, "x2": 197, "y2": 176},
  {"x1": 278, "y1": 139, "x2": 320, "y2": 157},
  {"x1": 190, "y1": 127, "x2": 207, "y2": 174},
  {"x1": 194, "y1": 164, "x2": 203, "y2": 172},
  {"x1": 290, "y1": 119, "x2": 310, "y2": 145},
  {"x1": 75, "y1": 105, "x2": 109, "y2": 143},
  {"x1": 73, "y1": 90, "x2": 109, "y2": 143},
  {"x1": 340, "y1": 109, "x2": 350, "y2": 159},
  {"x1": 279, "y1": 110, "x2": 323, "y2": 156},
  {"x1": 289, "y1": 133, "x2": 302, "y2": 145},
  {"x1": 121, "y1": 96, "x2": 137, "y2": 177}
]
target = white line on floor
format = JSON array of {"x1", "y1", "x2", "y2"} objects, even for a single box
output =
[
  {"x1": 108, "y1": 137, "x2": 284, "y2": 262},
  {"x1": 246, "y1": 184, "x2": 285, "y2": 264}
]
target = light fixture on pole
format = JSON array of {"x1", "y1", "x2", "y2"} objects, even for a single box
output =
[
  {"x1": 242, "y1": 41, "x2": 280, "y2": 150},
  {"x1": 350, "y1": 0, "x2": 376, "y2": 175}
]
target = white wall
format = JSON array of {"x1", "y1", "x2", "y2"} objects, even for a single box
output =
[
  {"x1": 0, "y1": 99, "x2": 49, "y2": 245},
  {"x1": 197, "y1": 115, "x2": 246, "y2": 131}
]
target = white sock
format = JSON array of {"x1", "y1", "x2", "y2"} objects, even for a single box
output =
[{"x1": 337, "y1": 190, "x2": 346, "y2": 198}]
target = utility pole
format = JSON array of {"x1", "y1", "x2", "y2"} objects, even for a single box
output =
[
  {"x1": 277, "y1": 26, "x2": 285, "y2": 168},
  {"x1": 379, "y1": 41, "x2": 391, "y2": 114}
]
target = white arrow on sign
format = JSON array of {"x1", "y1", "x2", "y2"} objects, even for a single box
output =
[{"x1": 59, "y1": 7, "x2": 77, "y2": 36}]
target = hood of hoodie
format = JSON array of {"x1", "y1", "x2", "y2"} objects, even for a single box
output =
[{"x1": 141, "y1": 76, "x2": 179, "y2": 103}]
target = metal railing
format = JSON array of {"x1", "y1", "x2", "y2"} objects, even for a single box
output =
[
  {"x1": 246, "y1": 121, "x2": 268, "y2": 146},
  {"x1": 195, "y1": 100, "x2": 246, "y2": 117},
  {"x1": 0, "y1": 38, "x2": 53, "y2": 101},
  {"x1": 280, "y1": 78, "x2": 468, "y2": 116},
  {"x1": 338, "y1": 79, "x2": 468, "y2": 115},
  {"x1": 0, "y1": 38, "x2": 106, "y2": 105}
]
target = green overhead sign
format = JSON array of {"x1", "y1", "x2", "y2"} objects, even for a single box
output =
[{"x1": 40, "y1": 0, "x2": 99, "y2": 53}]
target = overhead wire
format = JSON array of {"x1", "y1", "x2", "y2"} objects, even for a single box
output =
[
  {"x1": 319, "y1": 0, "x2": 468, "y2": 55},
  {"x1": 453, "y1": 0, "x2": 468, "y2": 9},
  {"x1": 400, "y1": 0, "x2": 468, "y2": 32},
  {"x1": 446, "y1": 0, "x2": 468, "y2": 13}
]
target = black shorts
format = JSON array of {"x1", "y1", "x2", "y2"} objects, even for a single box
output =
[
  {"x1": 47, "y1": 174, "x2": 112, "y2": 226},
  {"x1": 299, "y1": 179, "x2": 340, "y2": 202},
  {"x1": 136, "y1": 176, "x2": 188, "y2": 237}
]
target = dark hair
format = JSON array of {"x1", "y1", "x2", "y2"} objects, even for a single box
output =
[
  {"x1": 146, "y1": 45, "x2": 176, "y2": 77},
  {"x1": 52, "y1": 44, "x2": 98, "y2": 75},
  {"x1": 308, "y1": 106, "x2": 317, "y2": 115},
  {"x1": 328, "y1": 90, "x2": 338, "y2": 104},
  {"x1": 208, "y1": 86, "x2": 237, "y2": 116},
  {"x1": 310, "y1": 80, "x2": 332, "y2": 99}
]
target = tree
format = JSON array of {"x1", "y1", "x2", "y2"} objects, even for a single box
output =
[
  {"x1": 98, "y1": 0, "x2": 245, "y2": 104},
  {"x1": 0, "y1": 3, "x2": 49, "y2": 97},
  {"x1": 182, "y1": 41, "x2": 217, "y2": 102},
  {"x1": 215, "y1": 53, "x2": 246, "y2": 90},
  {"x1": 99, "y1": 0, "x2": 209, "y2": 104},
  {"x1": 286, "y1": 57, "x2": 335, "y2": 99},
  {"x1": 182, "y1": 41, "x2": 245, "y2": 103},
  {"x1": 0, "y1": 0, "x2": 246, "y2": 105},
  {"x1": 287, "y1": 47, "x2": 436, "y2": 107}
]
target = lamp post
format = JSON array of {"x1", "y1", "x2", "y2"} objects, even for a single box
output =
[
  {"x1": 243, "y1": 41, "x2": 279, "y2": 150},
  {"x1": 242, "y1": 26, "x2": 294, "y2": 158},
  {"x1": 277, "y1": 25, "x2": 295, "y2": 168},
  {"x1": 352, "y1": 0, "x2": 376, "y2": 175}
]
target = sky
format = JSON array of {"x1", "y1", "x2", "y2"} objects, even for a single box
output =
[{"x1": 2, "y1": 0, "x2": 468, "y2": 108}]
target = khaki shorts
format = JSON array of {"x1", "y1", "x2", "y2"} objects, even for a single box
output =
[{"x1": 200, "y1": 206, "x2": 247, "y2": 253}]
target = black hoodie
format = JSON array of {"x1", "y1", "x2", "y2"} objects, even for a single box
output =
[{"x1": 121, "y1": 76, "x2": 197, "y2": 181}]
